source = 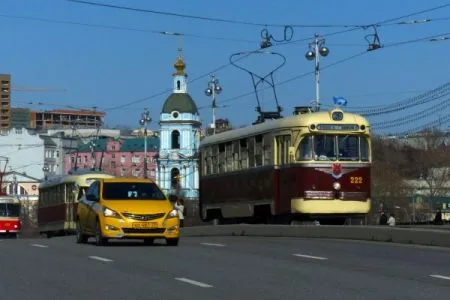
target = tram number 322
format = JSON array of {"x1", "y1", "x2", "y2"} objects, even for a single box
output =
[{"x1": 350, "y1": 176, "x2": 363, "y2": 184}]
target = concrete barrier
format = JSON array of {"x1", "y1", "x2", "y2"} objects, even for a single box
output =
[{"x1": 182, "y1": 224, "x2": 450, "y2": 248}]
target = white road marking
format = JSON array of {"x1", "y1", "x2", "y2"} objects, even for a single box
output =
[
  {"x1": 201, "y1": 242, "x2": 225, "y2": 247},
  {"x1": 31, "y1": 243, "x2": 48, "y2": 248},
  {"x1": 293, "y1": 253, "x2": 328, "y2": 260},
  {"x1": 174, "y1": 277, "x2": 213, "y2": 288},
  {"x1": 430, "y1": 274, "x2": 450, "y2": 280},
  {"x1": 88, "y1": 256, "x2": 114, "y2": 262}
]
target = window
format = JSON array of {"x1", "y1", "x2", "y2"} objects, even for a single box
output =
[
  {"x1": 171, "y1": 130, "x2": 180, "y2": 149},
  {"x1": 295, "y1": 134, "x2": 371, "y2": 162},
  {"x1": 102, "y1": 182, "x2": 166, "y2": 200},
  {"x1": 297, "y1": 136, "x2": 313, "y2": 161},
  {"x1": 314, "y1": 135, "x2": 336, "y2": 160},
  {"x1": 338, "y1": 135, "x2": 359, "y2": 161},
  {"x1": 177, "y1": 80, "x2": 181, "y2": 90},
  {"x1": 360, "y1": 138, "x2": 370, "y2": 161},
  {"x1": 0, "y1": 203, "x2": 21, "y2": 217}
]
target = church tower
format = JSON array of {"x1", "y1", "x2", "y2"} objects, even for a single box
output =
[{"x1": 156, "y1": 49, "x2": 201, "y2": 200}]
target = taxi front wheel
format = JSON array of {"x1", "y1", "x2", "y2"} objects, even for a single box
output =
[
  {"x1": 94, "y1": 220, "x2": 108, "y2": 246},
  {"x1": 166, "y1": 238, "x2": 179, "y2": 246},
  {"x1": 75, "y1": 221, "x2": 88, "y2": 244}
]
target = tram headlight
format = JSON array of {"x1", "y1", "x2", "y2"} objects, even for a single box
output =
[{"x1": 333, "y1": 182, "x2": 341, "y2": 190}]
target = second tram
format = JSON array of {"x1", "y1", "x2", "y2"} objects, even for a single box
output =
[
  {"x1": 38, "y1": 170, "x2": 115, "y2": 237},
  {"x1": 199, "y1": 107, "x2": 371, "y2": 225},
  {"x1": 0, "y1": 195, "x2": 21, "y2": 237}
]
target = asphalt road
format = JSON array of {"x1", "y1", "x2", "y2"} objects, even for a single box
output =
[{"x1": 0, "y1": 234, "x2": 450, "y2": 300}]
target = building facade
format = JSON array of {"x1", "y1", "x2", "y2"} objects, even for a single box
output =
[
  {"x1": 64, "y1": 137, "x2": 159, "y2": 178},
  {"x1": 0, "y1": 74, "x2": 11, "y2": 129},
  {"x1": 156, "y1": 49, "x2": 201, "y2": 200},
  {"x1": 0, "y1": 127, "x2": 46, "y2": 179}
]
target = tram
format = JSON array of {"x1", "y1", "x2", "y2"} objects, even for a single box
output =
[
  {"x1": 0, "y1": 195, "x2": 21, "y2": 237},
  {"x1": 199, "y1": 107, "x2": 372, "y2": 225},
  {"x1": 38, "y1": 170, "x2": 114, "y2": 237}
]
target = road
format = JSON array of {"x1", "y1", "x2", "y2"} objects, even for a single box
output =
[{"x1": 1, "y1": 235, "x2": 450, "y2": 300}]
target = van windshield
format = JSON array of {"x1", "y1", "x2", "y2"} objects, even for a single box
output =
[
  {"x1": 0, "y1": 203, "x2": 21, "y2": 217},
  {"x1": 102, "y1": 182, "x2": 167, "y2": 200}
]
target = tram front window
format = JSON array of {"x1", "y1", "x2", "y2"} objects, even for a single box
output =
[
  {"x1": 297, "y1": 134, "x2": 370, "y2": 162},
  {"x1": 0, "y1": 203, "x2": 21, "y2": 217}
]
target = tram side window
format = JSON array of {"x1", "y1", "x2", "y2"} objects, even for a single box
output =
[
  {"x1": 211, "y1": 145, "x2": 218, "y2": 174},
  {"x1": 239, "y1": 139, "x2": 248, "y2": 169},
  {"x1": 248, "y1": 137, "x2": 255, "y2": 167},
  {"x1": 218, "y1": 143, "x2": 226, "y2": 173},
  {"x1": 232, "y1": 140, "x2": 240, "y2": 171},
  {"x1": 254, "y1": 135, "x2": 263, "y2": 167},
  {"x1": 225, "y1": 142, "x2": 233, "y2": 172},
  {"x1": 360, "y1": 137, "x2": 370, "y2": 161},
  {"x1": 276, "y1": 135, "x2": 291, "y2": 165},
  {"x1": 297, "y1": 135, "x2": 313, "y2": 161},
  {"x1": 263, "y1": 135, "x2": 272, "y2": 165}
]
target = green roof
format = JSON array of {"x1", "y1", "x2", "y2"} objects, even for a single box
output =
[
  {"x1": 121, "y1": 137, "x2": 160, "y2": 152},
  {"x1": 161, "y1": 93, "x2": 198, "y2": 114},
  {"x1": 77, "y1": 138, "x2": 108, "y2": 152},
  {"x1": 76, "y1": 137, "x2": 160, "y2": 152}
]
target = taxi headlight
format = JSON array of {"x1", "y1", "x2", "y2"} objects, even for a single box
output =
[
  {"x1": 103, "y1": 207, "x2": 121, "y2": 218},
  {"x1": 167, "y1": 209, "x2": 179, "y2": 219}
]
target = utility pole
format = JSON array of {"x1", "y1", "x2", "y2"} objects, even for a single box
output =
[
  {"x1": 205, "y1": 75, "x2": 223, "y2": 135},
  {"x1": 305, "y1": 33, "x2": 330, "y2": 112},
  {"x1": 139, "y1": 109, "x2": 152, "y2": 178}
]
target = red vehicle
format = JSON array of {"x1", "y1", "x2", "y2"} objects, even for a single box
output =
[
  {"x1": 199, "y1": 107, "x2": 372, "y2": 225},
  {"x1": 0, "y1": 196, "x2": 21, "y2": 237}
]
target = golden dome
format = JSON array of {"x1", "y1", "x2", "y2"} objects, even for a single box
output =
[{"x1": 173, "y1": 48, "x2": 186, "y2": 76}]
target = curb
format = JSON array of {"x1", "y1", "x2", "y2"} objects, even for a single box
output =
[{"x1": 182, "y1": 225, "x2": 450, "y2": 248}]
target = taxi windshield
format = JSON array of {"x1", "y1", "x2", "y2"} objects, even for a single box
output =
[
  {"x1": 0, "y1": 203, "x2": 21, "y2": 217},
  {"x1": 102, "y1": 182, "x2": 167, "y2": 200},
  {"x1": 296, "y1": 134, "x2": 369, "y2": 162}
]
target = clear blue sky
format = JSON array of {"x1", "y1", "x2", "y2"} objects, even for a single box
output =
[{"x1": 1, "y1": 0, "x2": 450, "y2": 135}]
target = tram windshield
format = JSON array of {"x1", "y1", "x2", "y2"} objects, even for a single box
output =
[
  {"x1": 0, "y1": 203, "x2": 21, "y2": 217},
  {"x1": 296, "y1": 134, "x2": 369, "y2": 162}
]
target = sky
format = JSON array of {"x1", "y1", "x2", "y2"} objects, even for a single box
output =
[{"x1": 1, "y1": 0, "x2": 450, "y2": 136}]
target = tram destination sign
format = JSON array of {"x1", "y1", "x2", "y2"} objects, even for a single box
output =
[{"x1": 317, "y1": 124, "x2": 359, "y2": 131}]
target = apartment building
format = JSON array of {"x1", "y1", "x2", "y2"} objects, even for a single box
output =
[{"x1": 0, "y1": 74, "x2": 11, "y2": 129}]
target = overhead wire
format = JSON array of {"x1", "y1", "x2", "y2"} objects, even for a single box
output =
[
  {"x1": 67, "y1": 0, "x2": 450, "y2": 29},
  {"x1": 0, "y1": 14, "x2": 256, "y2": 44},
  {"x1": 62, "y1": 0, "x2": 450, "y2": 117}
]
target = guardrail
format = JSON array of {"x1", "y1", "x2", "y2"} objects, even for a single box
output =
[{"x1": 182, "y1": 224, "x2": 450, "y2": 248}]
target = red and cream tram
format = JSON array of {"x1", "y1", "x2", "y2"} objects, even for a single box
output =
[
  {"x1": 0, "y1": 195, "x2": 21, "y2": 237},
  {"x1": 199, "y1": 107, "x2": 371, "y2": 225}
]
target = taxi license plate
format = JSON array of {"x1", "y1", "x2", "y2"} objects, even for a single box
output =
[{"x1": 132, "y1": 222, "x2": 157, "y2": 229}]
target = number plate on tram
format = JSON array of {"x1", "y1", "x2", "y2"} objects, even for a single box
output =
[{"x1": 132, "y1": 222, "x2": 157, "y2": 229}]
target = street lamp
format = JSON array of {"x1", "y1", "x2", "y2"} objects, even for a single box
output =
[
  {"x1": 305, "y1": 33, "x2": 329, "y2": 112},
  {"x1": 139, "y1": 109, "x2": 152, "y2": 179},
  {"x1": 205, "y1": 75, "x2": 223, "y2": 135}
]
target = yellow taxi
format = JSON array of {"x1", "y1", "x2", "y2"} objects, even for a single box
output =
[{"x1": 75, "y1": 177, "x2": 180, "y2": 246}]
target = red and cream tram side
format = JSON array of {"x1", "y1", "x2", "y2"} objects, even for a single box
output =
[{"x1": 199, "y1": 108, "x2": 371, "y2": 225}]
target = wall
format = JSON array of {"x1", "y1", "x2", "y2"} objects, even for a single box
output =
[{"x1": 0, "y1": 128, "x2": 45, "y2": 179}]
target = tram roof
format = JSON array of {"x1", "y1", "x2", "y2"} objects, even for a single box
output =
[
  {"x1": 39, "y1": 171, "x2": 115, "y2": 189},
  {"x1": 200, "y1": 108, "x2": 370, "y2": 147}
]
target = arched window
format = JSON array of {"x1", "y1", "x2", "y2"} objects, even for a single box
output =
[
  {"x1": 177, "y1": 80, "x2": 181, "y2": 90},
  {"x1": 171, "y1": 130, "x2": 180, "y2": 149}
]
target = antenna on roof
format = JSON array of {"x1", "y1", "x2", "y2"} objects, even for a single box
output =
[{"x1": 229, "y1": 50, "x2": 286, "y2": 125}]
